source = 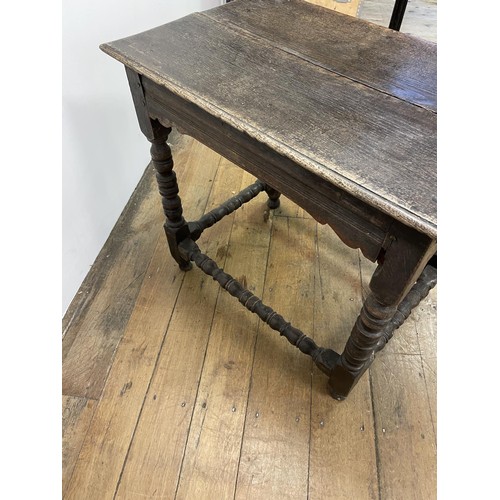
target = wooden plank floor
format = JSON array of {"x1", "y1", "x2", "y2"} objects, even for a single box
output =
[{"x1": 63, "y1": 2, "x2": 437, "y2": 499}]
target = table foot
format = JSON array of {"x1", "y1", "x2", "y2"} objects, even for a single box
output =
[
  {"x1": 328, "y1": 294, "x2": 396, "y2": 399},
  {"x1": 264, "y1": 184, "x2": 281, "y2": 209}
]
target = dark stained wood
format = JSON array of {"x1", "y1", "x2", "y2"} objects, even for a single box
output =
[
  {"x1": 150, "y1": 125, "x2": 192, "y2": 270},
  {"x1": 100, "y1": 3, "x2": 436, "y2": 239},
  {"x1": 264, "y1": 183, "x2": 281, "y2": 209},
  {"x1": 329, "y1": 223, "x2": 436, "y2": 398},
  {"x1": 99, "y1": 0, "x2": 437, "y2": 400},
  {"x1": 124, "y1": 67, "x2": 160, "y2": 141},
  {"x1": 63, "y1": 3, "x2": 437, "y2": 495},
  {"x1": 188, "y1": 179, "x2": 265, "y2": 240},
  {"x1": 204, "y1": 0, "x2": 436, "y2": 111},
  {"x1": 126, "y1": 68, "x2": 192, "y2": 270}
]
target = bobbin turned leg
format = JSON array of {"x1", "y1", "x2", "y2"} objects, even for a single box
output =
[
  {"x1": 328, "y1": 225, "x2": 436, "y2": 400},
  {"x1": 149, "y1": 124, "x2": 192, "y2": 271},
  {"x1": 328, "y1": 292, "x2": 396, "y2": 400},
  {"x1": 125, "y1": 68, "x2": 191, "y2": 271}
]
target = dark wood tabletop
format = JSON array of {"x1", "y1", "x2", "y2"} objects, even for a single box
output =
[{"x1": 100, "y1": 0, "x2": 436, "y2": 240}]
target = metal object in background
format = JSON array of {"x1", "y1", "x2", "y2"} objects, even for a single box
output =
[
  {"x1": 227, "y1": 0, "x2": 409, "y2": 31},
  {"x1": 389, "y1": 0, "x2": 409, "y2": 30}
]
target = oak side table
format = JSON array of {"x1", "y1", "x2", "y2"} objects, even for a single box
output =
[{"x1": 100, "y1": 0, "x2": 437, "y2": 400}]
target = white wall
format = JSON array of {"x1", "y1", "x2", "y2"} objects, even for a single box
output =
[{"x1": 62, "y1": 0, "x2": 221, "y2": 314}]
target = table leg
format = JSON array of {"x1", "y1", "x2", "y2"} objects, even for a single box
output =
[
  {"x1": 328, "y1": 225, "x2": 436, "y2": 399},
  {"x1": 149, "y1": 124, "x2": 192, "y2": 271},
  {"x1": 263, "y1": 184, "x2": 281, "y2": 209},
  {"x1": 125, "y1": 68, "x2": 192, "y2": 270}
]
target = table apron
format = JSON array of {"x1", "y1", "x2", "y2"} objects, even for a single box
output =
[{"x1": 141, "y1": 74, "x2": 396, "y2": 263}]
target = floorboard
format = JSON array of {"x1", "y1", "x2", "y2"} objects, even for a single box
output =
[
  {"x1": 62, "y1": 396, "x2": 97, "y2": 497},
  {"x1": 174, "y1": 170, "x2": 273, "y2": 500},
  {"x1": 309, "y1": 226, "x2": 379, "y2": 500},
  {"x1": 234, "y1": 216, "x2": 316, "y2": 500}
]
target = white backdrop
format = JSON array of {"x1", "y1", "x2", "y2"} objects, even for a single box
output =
[{"x1": 62, "y1": 0, "x2": 221, "y2": 314}]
